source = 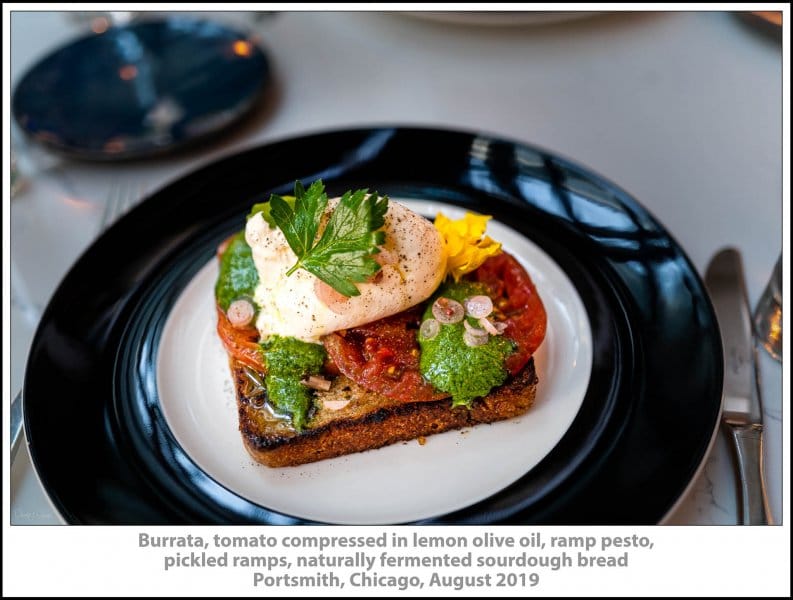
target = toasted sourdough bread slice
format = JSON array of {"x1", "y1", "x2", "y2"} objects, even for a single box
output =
[{"x1": 234, "y1": 356, "x2": 538, "y2": 468}]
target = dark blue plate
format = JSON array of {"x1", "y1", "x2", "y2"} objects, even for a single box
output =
[
  {"x1": 22, "y1": 127, "x2": 723, "y2": 524},
  {"x1": 12, "y1": 17, "x2": 270, "y2": 160}
]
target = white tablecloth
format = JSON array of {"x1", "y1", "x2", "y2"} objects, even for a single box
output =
[{"x1": 8, "y1": 10, "x2": 784, "y2": 525}]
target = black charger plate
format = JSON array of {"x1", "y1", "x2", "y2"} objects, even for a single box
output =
[
  {"x1": 22, "y1": 127, "x2": 722, "y2": 524},
  {"x1": 12, "y1": 17, "x2": 270, "y2": 160}
]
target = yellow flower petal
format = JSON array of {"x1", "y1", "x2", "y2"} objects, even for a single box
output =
[{"x1": 434, "y1": 211, "x2": 502, "y2": 281}]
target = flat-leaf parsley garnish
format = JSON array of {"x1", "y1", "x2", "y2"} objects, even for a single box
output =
[{"x1": 268, "y1": 180, "x2": 389, "y2": 297}]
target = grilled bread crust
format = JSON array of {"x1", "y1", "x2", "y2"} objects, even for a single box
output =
[{"x1": 234, "y1": 357, "x2": 538, "y2": 467}]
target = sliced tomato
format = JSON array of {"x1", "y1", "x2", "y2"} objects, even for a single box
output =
[
  {"x1": 216, "y1": 305, "x2": 265, "y2": 372},
  {"x1": 323, "y1": 307, "x2": 445, "y2": 402},
  {"x1": 471, "y1": 253, "x2": 547, "y2": 375},
  {"x1": 323, "y1": 252, "x2": 546, "y2": 400}
]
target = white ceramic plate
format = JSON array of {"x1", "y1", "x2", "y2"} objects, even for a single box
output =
[{"x1": 156, "y1": 200, "x2": 592, "y2": 524}]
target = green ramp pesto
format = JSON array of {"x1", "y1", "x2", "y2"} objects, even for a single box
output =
[
  {"x1": 261, "y1": 336, "x2": 327, "y2": 431},
  {"x1": 418, "y1": 281, "x2": 515, "y2": 408},
  {"x1": 215, "y1": 231, "x2": 259, "y2": 311},
  {"x1": 247, "y1": 195, "x2": 295, "y2": 228}
]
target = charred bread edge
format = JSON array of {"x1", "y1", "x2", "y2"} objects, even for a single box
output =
[{"x1": 235, "y1": 357, "x2": 537, "y2": 468}]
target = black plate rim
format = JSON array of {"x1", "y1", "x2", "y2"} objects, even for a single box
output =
[{"x1": 21, "y1": 125, "x2": 723, "y2": 524}]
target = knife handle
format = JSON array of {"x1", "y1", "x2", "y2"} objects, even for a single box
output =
[{"x1": 728, "y1": 424, "x2": 772, "y2": 525}]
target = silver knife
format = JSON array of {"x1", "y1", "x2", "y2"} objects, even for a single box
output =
[{"x1": 705, "y1": 248, "x2": 772, "y2": 525}]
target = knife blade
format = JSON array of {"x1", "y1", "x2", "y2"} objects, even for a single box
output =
[{"x1": 705, "y1": 247, "x2": 771, "y2": 525}]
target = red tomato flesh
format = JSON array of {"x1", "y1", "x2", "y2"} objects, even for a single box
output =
[{"x1": 322, "y1": 252, "x2": 547, "y2": 400}]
